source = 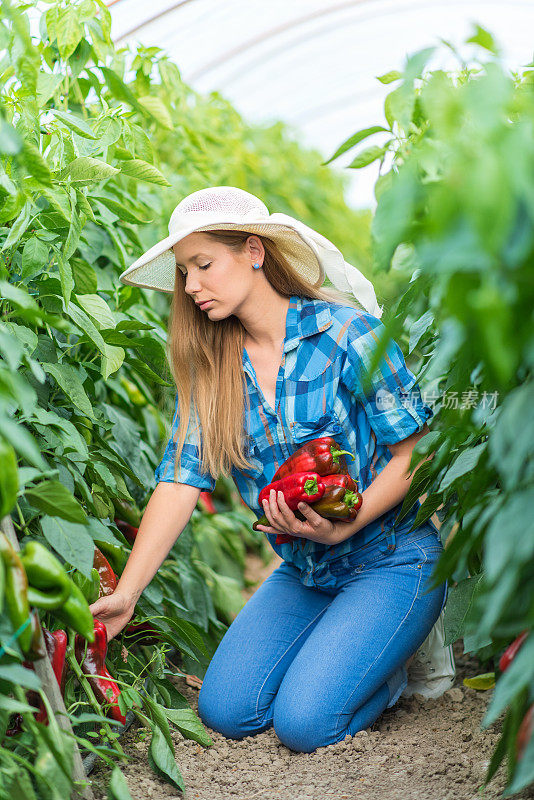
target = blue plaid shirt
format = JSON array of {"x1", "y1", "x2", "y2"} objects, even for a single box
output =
[{"x1": 155, "y1": 294, "x2": 434, "y2": 585}]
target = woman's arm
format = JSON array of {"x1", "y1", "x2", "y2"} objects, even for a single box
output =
[
  {"x1": 336, "y1": 423, "x2": 434, "y2": 541},
  {"x1": 115, "y1": 481, "x2": 201, "y2": 605},
  {"x1": 89, "y1": 482, "x2": 201, "y2": 640}
]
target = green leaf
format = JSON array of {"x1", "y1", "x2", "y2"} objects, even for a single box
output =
[
  {"x1": 411, "y1": 491, "x2": 443, "y2": 528},
  {"x1": 63, "y1": 191, "x2": 83, "y2": 260},
  {"x1": 41, "y1": 515, "x2": 95, "y2": 577},
  {"x1": 25, "y1": 480, "x2": 88, "y2": 523},
  {"x1": 100, "y1": 67, "x2": 145, "y2": 113},
  {"x1": 137, "y1": 96, "x2": 173, "y2": 129},
  {"x1": 442, "y1": 573, "x2": 485, "y2": 647},
  {"x1": 376, "y1": 70, "x2": 402, "y2": 84},
  {"x1": 55, "y1": 5, "x2": 83, "y2": 60},
  {"x1": 1, "y1": 202, "x2": 32, "y2": 251},
  {"x1": 22, "y1": 141, "x2": 53, "y2": 186},
  {"x1": 91, "y1": 195, "x2": 153, "y2": 225},
  {"x1": 0, "y1": 119, "x2": 23, "y2": 155},
  {"x1": 76, "y1": 293, "x2": 116, "y2": 329},
  {"x1": 37, "y1": 72, "x2": 64, "y2": 106},
  {"x1": 394, "y1": 459, "x2": 433, "y2": 525},
  {"x1": 466, "y1": 23, "x2": 499, "y2": 55},
  {"x1": 52, "y1": 110, "x2": 97, "y2": 139},
  {"x1": 64, "y1": 300, "x2": 108, "y2": 358},
  {"x1": 59, "y1": 157, "x2": 119, "y2": 184},
  {"x1": 41, "y1": 362, "x2": 95, "y2": 418},
  {"x1": 22, "y1": 236, "x2": 49, "y2": 278},
  {"x1": 102, "y1": 344, "x2": 125, "y2": 379},
  {"x1": 0, "y1": 415, "x2": 47, "y2": 469},
  {"x1": 164, "y1": 707, "x2": 213, "y2": 746},
  {"x1": 75, "y1": 189, "x2": 97, "y2": 224},
  {"x1": 322, "y1": 126, "x2": 390, "y2": 166},
  {"x1": 438, "y1": 443, "x2": 486, "y2": 491},
  {"x1": 107, "y1": 766, "x2": 134, "y2": 800},
  {"x1": 463, "y1": 672, "x2": 495, "y2": 690},
  {"x1": 408, "y1": 309, "x2": 434, "y2": 354},
  {"x1": 129, "y1": 356, "x2": 171, "y2": 386},
  {"x1": 118, "y1": 159, "x2": 171, "y2": 186},
  {"x1": 147, "y1": 726, "x2": 185, "y2": 792},
  {"x1": 484, "y1": 489, "x2": 534, "y2": 584},
  {"x1": 0, "y1": 694, "x2": 39, "y2": 714},
  {"x1": 56, "y1": 250, "x2": 75, "y2": 307},
  {"x1": 348, "y1": 144, "x2": 389, "y2": 169},
  {"x1": 0, "y1": 663, "x2": 42, "y2": 691}
]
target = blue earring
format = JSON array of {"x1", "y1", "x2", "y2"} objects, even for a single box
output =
[{"x1": 253, "y1": 262, "x2": 261, "y2": 270}]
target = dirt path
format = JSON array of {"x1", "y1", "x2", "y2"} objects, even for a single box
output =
[{"x1": 89, "y1": 550, "x2": 534, "y2": 800}]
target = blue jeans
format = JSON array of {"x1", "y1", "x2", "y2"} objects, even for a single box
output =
[{"x1": 197, "y1": 521, "x2": 448, "y2": 753}]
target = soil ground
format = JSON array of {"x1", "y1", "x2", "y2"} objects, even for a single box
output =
[{"x1": 89, "y1": 550, "x2": 534, "y2": 800}]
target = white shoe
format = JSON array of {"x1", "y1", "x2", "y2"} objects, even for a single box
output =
[{"x1": 401, "y1": 609, "x2": 456, "y2": 700}]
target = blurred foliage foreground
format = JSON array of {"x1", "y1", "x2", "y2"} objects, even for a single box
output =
[{"x1": 0, "y1": 0, "x2": 533, "y2": 796}]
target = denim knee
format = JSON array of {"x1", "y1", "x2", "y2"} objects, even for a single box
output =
[
  {"x1": 197, "y1": 679, "x2": 270, "y2": 740},
  {"x1": 197, "y1": 681, "x2": 245, "y2": 739},
  {"x1": 272, "y1": 702, "x2": 327, "y2": 753}
]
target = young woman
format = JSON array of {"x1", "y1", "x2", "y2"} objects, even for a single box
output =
[{"x1": 89, "y1": 186, "x2": 454, "y2": 753}]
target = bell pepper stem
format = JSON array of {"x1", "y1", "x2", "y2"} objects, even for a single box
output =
[
  {"x1": 331, "y1": 448, "x2": 355, "y2": 462},
  {"x1": 66, "y1": 634, "x2": 126, "y2": 759},
  {"x1": 303, "y1": 476, "x2": 318, "y2": 495}
]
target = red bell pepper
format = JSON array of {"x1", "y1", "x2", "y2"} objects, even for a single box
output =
[
  {"x1": 75, "y1": 619, "x2": 126, "y2": 725},
  {"x1": 258, "y1": 472, "x2": 325, "y2": 511},
  {"x1": 271, "y1": 437, "x2": 354, "y2": 482},
  {"x1": 255, "y1": 473, "x2": 363, "y2": 544},
  {"x1": 114, "y1": 517, "x2": 138, "y2": 544},
  {"x1": 499, "y1": 630, "x2": 529, "y2": 673},
  {"x1": 17, "y1": 629, "x2": 68, "y2": 729},
  {"x1": 198, "y1": 491, "x2": 217, "y2": 514},
  {"x1": 93, "y1": 546, "x2": 117, "y2": 597}
]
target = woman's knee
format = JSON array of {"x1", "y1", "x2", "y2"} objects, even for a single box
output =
[
  {"x1": 272, "y1": 699, "x2": 330, "y2": 753},
  {"x1": 197, "y1": 675, "x2": 272, "y2": 740}
]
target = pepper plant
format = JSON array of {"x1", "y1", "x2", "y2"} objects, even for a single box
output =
[
  {"x1": 325, "y1": 30, "x2": 534, "y2": 794},
  {"x1": 0, "y1": 0, "x2": 387, "y2": 794}
]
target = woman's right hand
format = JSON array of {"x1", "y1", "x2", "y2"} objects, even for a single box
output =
[{"x1": 88, "y1": 591, "x2": 136, "y2": 642}]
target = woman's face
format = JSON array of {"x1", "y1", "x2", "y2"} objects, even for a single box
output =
[{"x1": 172, "y1": 232, "x2": 263, "y2": 319}]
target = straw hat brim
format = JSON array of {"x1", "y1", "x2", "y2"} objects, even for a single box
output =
[{"x1": 118, "y1": 221, "x2": 324, "y2": 293}]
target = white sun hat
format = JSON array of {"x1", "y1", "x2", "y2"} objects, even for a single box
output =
[{"x1": 118, "y1": 186, "x2": 383, "y2": 318}]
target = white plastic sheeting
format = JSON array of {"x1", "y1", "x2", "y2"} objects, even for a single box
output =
[{"x1": 107, "y1": 0, "x2": 534, "y2": 209}]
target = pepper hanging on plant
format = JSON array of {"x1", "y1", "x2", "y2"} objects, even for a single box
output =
[
  {"x1": 51, "y1": 580, "x2": 96, "y2": 642},
  {"x1": 0, "y1": 531, "x2": 33, "y2": 653},
  {"x1": 74, "y1": 619, "x2": 126, "y2": 725},
  {"x1": 499, "y1": 630, "x2": 529, "y2": 673},
  {"x1": 93, "y1": 546, "x2": 117, "y2": 597},
  {"x1": 20, "y1": 541, "x2": 72, "y2": 611},
  {"x1": 24, "y1": 629, "x2": 68, "y2": 725}
]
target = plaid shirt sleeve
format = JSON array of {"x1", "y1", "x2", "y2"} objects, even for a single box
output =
[
  {"x1": 154, "y1": 393, "x2": 216, "y2": 491},
  {"x1": 342, "y1": 311, "x2": 434, "y2": 446}
]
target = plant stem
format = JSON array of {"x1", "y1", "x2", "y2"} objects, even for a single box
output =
[{"x1": 66, "y1": 636, "x2": 127, "y2": 761}]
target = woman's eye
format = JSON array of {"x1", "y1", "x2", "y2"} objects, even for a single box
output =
[{"x1": 200, "y1": 263, "x2": 211, "y2": 270}]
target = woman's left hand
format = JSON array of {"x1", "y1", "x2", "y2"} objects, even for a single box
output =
[{"x1": 256, "y1": 489, "x2": 350, "y2": 546}]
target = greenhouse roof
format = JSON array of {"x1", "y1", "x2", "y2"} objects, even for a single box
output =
[{"x1": 106, "y1": 0, "x2": 533, "y2": 210}]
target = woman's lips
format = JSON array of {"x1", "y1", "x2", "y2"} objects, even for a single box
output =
[{"x1": 199, "y1": 300, "x2": 214, "y2": 310}]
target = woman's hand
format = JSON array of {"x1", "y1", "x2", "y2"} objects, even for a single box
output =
[
  {"x1": 256, "y1": 489, "x2": 350, "y2": 546},
  {"x1": 88, "y1": 591, "x2": 136, "y2": 643}
]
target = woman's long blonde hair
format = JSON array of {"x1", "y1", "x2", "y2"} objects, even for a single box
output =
[{"x1": 166, "y1": 229, "x2": 374, "y2": 482}]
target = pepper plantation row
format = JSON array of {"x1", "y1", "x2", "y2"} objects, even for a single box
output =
[
  {"x1": 0, "y1": 0, "x2": 533, "y2": 795},
  {"x1": 0, "y1": 0, "x2": 388, "y2": 796}
]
